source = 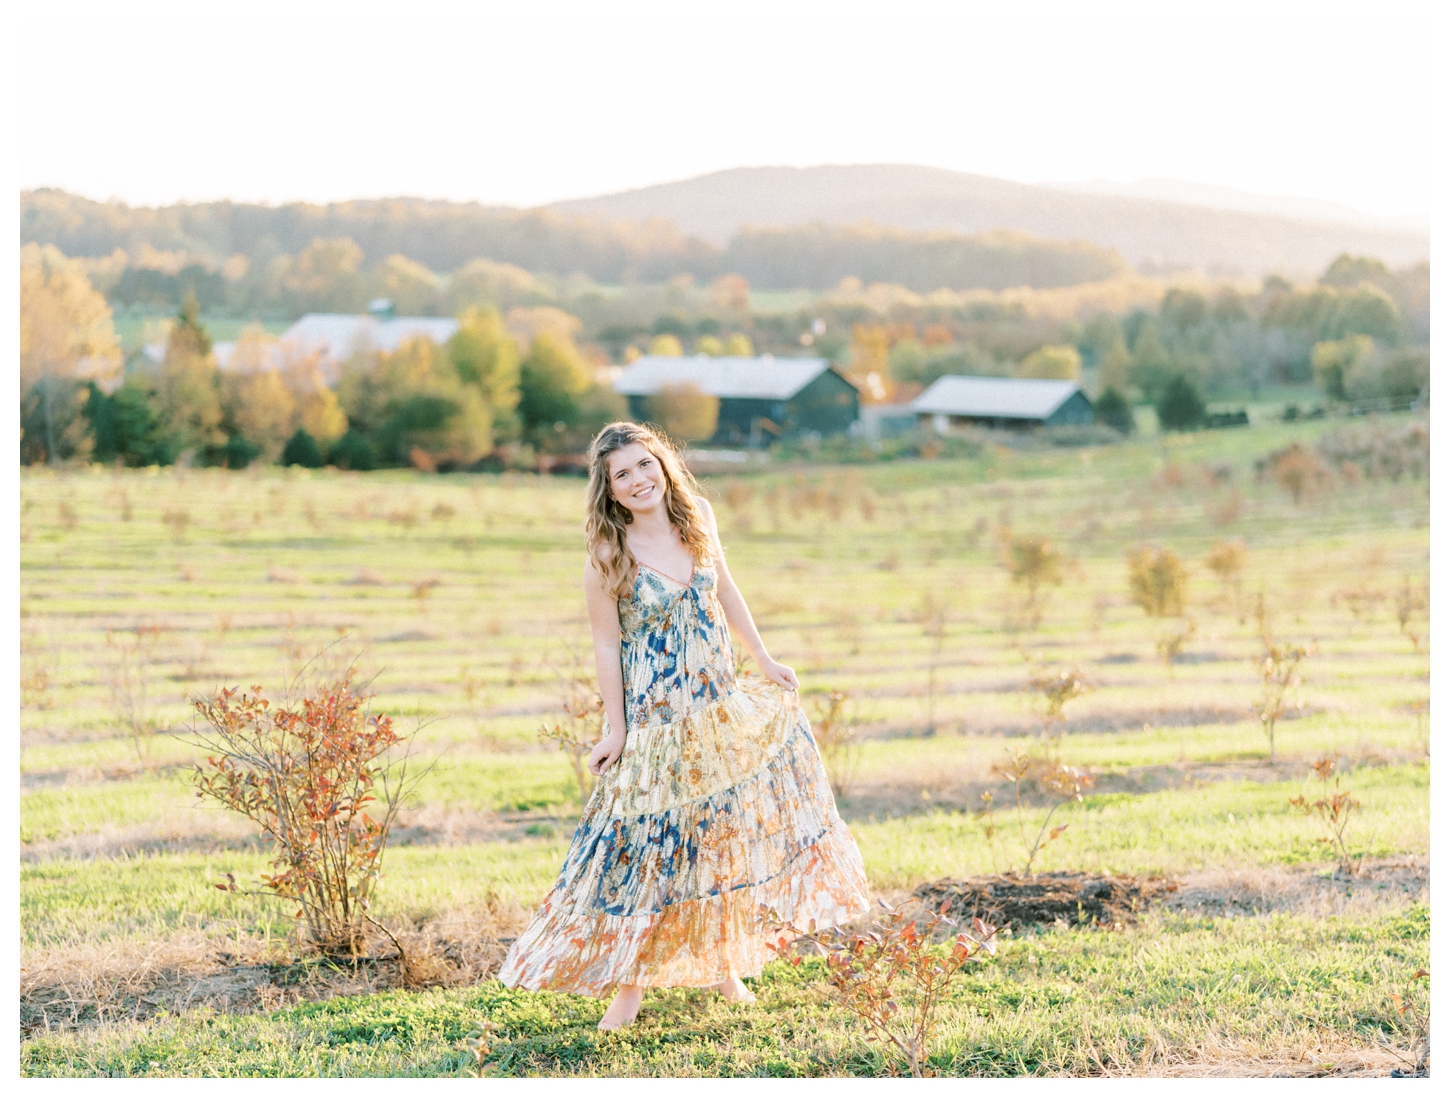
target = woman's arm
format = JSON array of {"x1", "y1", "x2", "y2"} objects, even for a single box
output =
[
  {"x1": 582, "y1": 554, "x2": 630, "y2": 775},
  {"x1": 697, "y1": 497, "x2": 799, "y2": 691}
]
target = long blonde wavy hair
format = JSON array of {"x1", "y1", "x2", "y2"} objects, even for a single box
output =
[{"x1": 585, "y1": 421, "x2": 713, "y2": 600}]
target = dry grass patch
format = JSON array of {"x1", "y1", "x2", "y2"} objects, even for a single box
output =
[{"x1": 20, "y1": 899, "x2": 526, "y2": 1038}]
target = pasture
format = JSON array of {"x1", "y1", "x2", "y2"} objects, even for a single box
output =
[{"x1": 19, "y1": 412, "x2": 1430, "y2": 1076}]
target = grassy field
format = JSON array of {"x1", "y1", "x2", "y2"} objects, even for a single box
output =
[{"x1": 19, "y1": 410, "x2": 1430, "y2": 1076}]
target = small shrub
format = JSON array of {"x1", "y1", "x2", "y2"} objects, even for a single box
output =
[
  {"x1": 1263, "y1": 442, "x2": 1332, "y2": 503},
  {"x1": 1003, "y1": 534, "x2": 1065, "y2": 629},
  {"x1": 722, "y1": 479, "x2": 754, "y2": 510},
  {"x1": 1155, "y1": 618, "x2": 1197, "y2": 670},
  {"x1": 20, "y1": 635, "x2": 57, "y2": 710},
  {"x1": 767, "y1": 901, "x2": 998, "y2": 1078},
  {"x1": 1288, "y1": 755, "x2": 1360, "y2": 876},
  {"x1": 1255, "y1": 637, "x2": 1308, "y2": 762},
  {"x1": 1317, "y1": 421, "x2": 1429, "y2": 482},
  {"x1": 1380, "y1": 968, "x2": 1430, "y2": 1075},
  {"x1": 1332, "y1": 585, "x2": 1386, "y2": 623},
  {"x1": 916, "y1": 590, "x2": 949, "y2": 731},
  {"x1": 1394, "y1": 576, "x2": 1428, "y2": 653},
  {"x1": 979, "y1": 748, "x2": 1095, "y2": 876},
  {"x1": 161, "y1": 508, "x2": 191, "y2": 542},
  {"x1": 1205, "y1": 487, "x2": 1244, "y2": 527},
  {"x1": 411, "y1": 577, "x2": 442, "y2": 606},
  {"x1": 808, "y1": 688, "x2": 860, "y2": 798},
  {"x1": 1204, "y1": 539, "x2": 1247, "y2": 609},
  {"x1": 109, "y1": 487, "x2": 134, "y2": 522},
  {"x1": 107, "y1": 623, "x2": 165, "y2": 764},
  {"x1": 187, "y1": 676, "x2": 421, "y2": 959},
  {"x1": 1025, "y1": 663, "x2": 1090, "y2": 740},
  {"x1": 539, "y1": 650, "x2": 604, "y2": 802},
  {"x1": 1127, "y1": 546, "x2": 1187, "y2": 617}
]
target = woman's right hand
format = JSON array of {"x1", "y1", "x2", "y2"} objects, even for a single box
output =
[{"x1": 588, "y1": 728, "x2": 627, "y2": 775}]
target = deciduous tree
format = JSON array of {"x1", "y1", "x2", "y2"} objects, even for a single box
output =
[
  {"x1": 20, "y1": 243, "x2": 121, "y2": 464},
  {"x1": 646, "y1": 382, "x2": 719, "y2": 442},
  {"x1": 519, "y1": 332, "x2": 592, "y2": 441},
  {"x1": 1018, "y1": 344, "x2": 1081, "y2": 380},
  {"x1": 156, "y1": 294, "x2": 225, "y2": 456}
]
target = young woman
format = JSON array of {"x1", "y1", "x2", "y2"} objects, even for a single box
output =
[{"x1": 497, "y1": 421, "x2": 870, "y2": 1030}]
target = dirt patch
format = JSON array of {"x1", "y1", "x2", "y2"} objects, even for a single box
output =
[
  {"x1": 914, "y1": 872, "x2": 1180, "y2": 931},
  {"x1": 911, "y1": 857, "x2": 1427, "y2": 936}
]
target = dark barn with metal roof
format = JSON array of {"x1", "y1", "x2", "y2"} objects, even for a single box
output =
[{"x1": 614, "y1": 355, "x2": 859, "y2": 446}]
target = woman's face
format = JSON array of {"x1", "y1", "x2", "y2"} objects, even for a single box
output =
[{"x1": 606, "y1": 441, "x2": 668, "y2": 517}]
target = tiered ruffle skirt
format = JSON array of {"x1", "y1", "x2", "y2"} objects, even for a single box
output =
[{"x1": 497, "y1": 679, "x2": 869, "y2": 996}]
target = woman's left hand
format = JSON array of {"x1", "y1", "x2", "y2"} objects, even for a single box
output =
[{"x1": 759, "y1": 658, "x2": 799, "y2": 691}]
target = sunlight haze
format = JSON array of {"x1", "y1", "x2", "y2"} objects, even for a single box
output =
[{"x1": 15, "y1": 0, "x2": 1436, "y2": 219}]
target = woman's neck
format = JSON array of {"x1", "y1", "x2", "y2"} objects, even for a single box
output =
[{"x1": 627, "y1": 500, "x2": 675, "y2": 539}]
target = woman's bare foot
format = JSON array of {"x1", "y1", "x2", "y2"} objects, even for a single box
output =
[
  {"x1": 712, "y1": 976, "x2": 756, "y2": 1004},
  {"x1": 598, "y1": 985, "x2": 644, "y2": 1031}
]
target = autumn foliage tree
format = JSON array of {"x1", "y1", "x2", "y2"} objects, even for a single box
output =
[
  {"x1": 20, "y1": 243, "x2": 121, "y2": 464},
  {"x1": 154, "y1": 294, "x2": 226, "y2": 457},
  {"x1": 646, "y1": 382, "x2": 720, "y2": 443}
]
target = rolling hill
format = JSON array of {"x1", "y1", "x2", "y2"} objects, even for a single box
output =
[{"x1": 550, "y1": 164, "x2": 1429, "y2": 278}]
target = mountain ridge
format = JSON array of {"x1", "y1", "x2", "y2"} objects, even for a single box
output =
[{"x1": 549, "y1": 164, "x2": 1429, "y2": 278}]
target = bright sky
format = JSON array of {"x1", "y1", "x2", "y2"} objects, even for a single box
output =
[{"x1": 14, "y1": 0, "x2": 1439, "y2": 218}]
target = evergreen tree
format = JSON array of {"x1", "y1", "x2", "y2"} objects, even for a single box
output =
[
  {"x1": 327, "y1": 429, "x2": 378, "y2": 471},
  {"x1": 1156, "y1": 374, "x2": 1207, "y2": 431},
  {"x1": 281, "y1": 428, "x2": 324, "y2": 468},
  {"x1": 1093, "y1": 386, "x2": 1135, "y2": 434},
  {"x1": 219, "y1": 435, "x2": 262, "y2": 469}
]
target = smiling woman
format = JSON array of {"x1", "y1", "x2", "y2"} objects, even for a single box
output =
[{"x1": 496, "y1": 421, "x2": 870, "y2": 1030}]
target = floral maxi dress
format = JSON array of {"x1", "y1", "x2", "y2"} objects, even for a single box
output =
[{"x1": 497, "y1": 562, "x2": 871, "y2": 996}]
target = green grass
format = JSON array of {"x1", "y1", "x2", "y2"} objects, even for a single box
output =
[
  {"x1": 19, "y1": 411, "x2": 1430, "y2": 1075},
  {"x1": 21, "y1": 905, "x2": 1428, "y2": 1076},
  {"x1": 23, "y1": 765, "x2": 1425, "y2": 950}
]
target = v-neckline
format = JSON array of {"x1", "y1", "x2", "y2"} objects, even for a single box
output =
[{"x1": 636, "y1": 560, "x2": 696, "y2": 589}]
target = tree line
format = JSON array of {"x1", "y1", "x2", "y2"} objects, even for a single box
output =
[
  {"x1": 23, "y1": 189, "x2": 1127, "y2": 302},
  {"x1": 20, "y1": 238, "x2": 1429, "y2": 468},
  {"x1": 21, "y1": 244, "x2": 625, "y2": 470}
]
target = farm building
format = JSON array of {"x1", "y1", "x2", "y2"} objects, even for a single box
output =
[
  {"x1": 130, "y1": 299, "x2": 458, "y2": 380},
  {"x1": 280, "y1": 306, "x2": 458, "y2": 373},
  {"x1": 614, "y1": 355, "x2": 859, "y2": 446},
  {"x1": 910, "y1": 375, "x2": 1094, "y2": 431}
]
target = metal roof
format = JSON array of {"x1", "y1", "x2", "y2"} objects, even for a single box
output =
[
  {"x1": 910, "y1": 375, "x2": 1083, "y2": 420},
  {"x1": 614, "y1": 355, "x2": 842, "y2": 400},
  {"x1": 281, "y1": 314, "x2": 460, "y2": 361}
]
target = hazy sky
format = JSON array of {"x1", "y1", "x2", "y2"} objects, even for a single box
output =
[{"x1": 15, "y1": 0, "x2": 1438, "y2": 217}]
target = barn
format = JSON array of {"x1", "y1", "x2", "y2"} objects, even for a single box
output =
[
  {"x1": 910, "y1": 375, "x2": 1094, "y2": 431},
  {"x1": 614, "y1": 355, "x2": 859, "y2": 447}
]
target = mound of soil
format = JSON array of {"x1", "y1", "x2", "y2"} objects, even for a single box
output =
[{"x1": 915, "y1": 872, "x2": 1179, "y2": 931}]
